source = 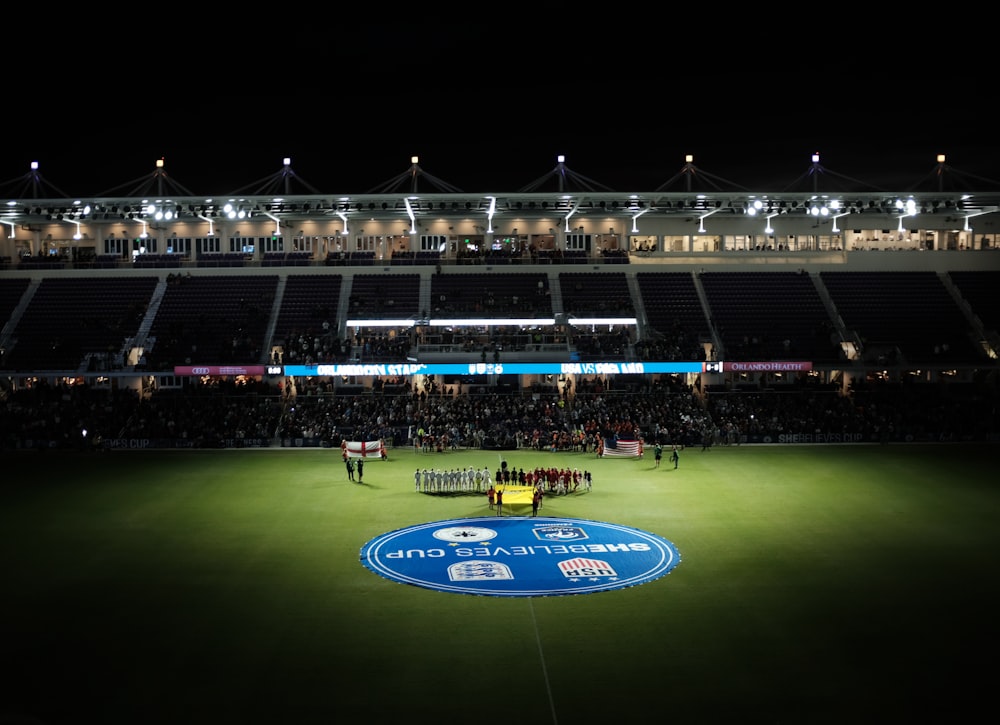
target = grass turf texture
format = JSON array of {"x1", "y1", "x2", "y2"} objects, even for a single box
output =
[{"x1": 1, "y1": 444, "x2": 997, "y2": 724}]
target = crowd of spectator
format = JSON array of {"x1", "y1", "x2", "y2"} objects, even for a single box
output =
[{"x1": 2, "y1": 372, "x2": 996, "y2": 451}]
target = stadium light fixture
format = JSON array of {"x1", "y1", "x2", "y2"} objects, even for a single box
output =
[
  {"x1": 765, "y1": 213, "x2": 778, "y2": 235},
  {"x1": 486, "y1": 196, "x2": 497, "y2": 234},
  {"x1": 262, "y1": 210, "x2": 281, "y2": 234},
  {"x1": 152, "y1": 205, "x2": 176, "y2": 221},
  {"x1": 334, "y1": 206, "x2": 350, "y2": 236},
  {"x1": 631, "y1": 205, "x2": 650, "y2": 233},
  {"x1": 404, "y1": 197, "x2": 418, "y2": 234},
  {"x1": 224, "y1": 202, "x2": 249, "y2": 220},
  {"x1": 698, "y1": 207, "x2": 720, "y2": 233},
  {"x1": 895, "y1": 197, "x2": 918, "y2": 231},
  {"x1": 961, "y1": 207, "x2": 994, "y2": 232}
]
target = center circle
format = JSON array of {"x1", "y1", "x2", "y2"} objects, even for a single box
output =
[{"x1": 360, "y1": 516, "x2": 681, "y2": 597}]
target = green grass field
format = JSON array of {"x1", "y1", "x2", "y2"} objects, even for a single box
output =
[{"x1": 2, "y1": 443, "x2": 998, "y2": 724}]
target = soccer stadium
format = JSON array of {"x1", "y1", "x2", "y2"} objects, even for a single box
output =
[
  {"x1": 1, "y1": 152, "x2": 998, "y2": 724},
  {"x1": 2, "y1": 152, "x2": 999, "y2": 444}
]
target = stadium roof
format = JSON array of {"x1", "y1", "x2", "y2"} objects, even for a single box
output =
[{"x1": 3, "y1": 153, "x2": 999, "y2": 230}]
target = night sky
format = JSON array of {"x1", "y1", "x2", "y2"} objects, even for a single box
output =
[{"x1": 6, "y1": 22, "x2": 999, "y2": 198}]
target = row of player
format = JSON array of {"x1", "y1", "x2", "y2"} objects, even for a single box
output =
[{"x1": 415, "y1": 464, "x2": 593, "y2": 494}]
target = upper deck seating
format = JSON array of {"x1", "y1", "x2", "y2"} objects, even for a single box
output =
[
  {"x1": 0, "y1": 278, "x2": 30, "y2": 330},
  {"x1": 430, "y1": 272, "x2": 551, "y2": 318},
  {"x1": 700, "y1": 271, "x2": 842, "y2": 362},
  {"x1": 145, "y1": 274, "x2": 278, "y2": 369},
  {"x1": 2, "y1": 277, "x2": 158, "y2": 371},
  {"x1": 821, "y1": 270, "x2": 983, "y2": 364},
  {"x1": 559, "y1": 272, "x2": 634, "y2": 318},
  {"x1": 273, "y1": 273, "x2": 343, "y2": 344},
  {"x1": 635, "y1": 271, "x2": 709, "y2": 360},
  {"x1": 347, "y1": 274, "x2": 420, "y2": 318},
  {"x1": 948, "y1": 270, "x2": 1000, "y2": 336}
]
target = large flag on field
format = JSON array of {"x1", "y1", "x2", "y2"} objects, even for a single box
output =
[
  {"x1": 600, "y1": 438, "x2": 643, "y2": 458},
  {"x1": 343, "y1": 440, "x2": 387, "y2": 459},
  {"x1": 495, "y1": 484, "x2": 535, "y2": 505}
]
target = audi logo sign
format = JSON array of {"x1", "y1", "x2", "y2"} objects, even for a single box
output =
[{"x1": 172, "y1": 366, "x2": 268, "y2": 376}]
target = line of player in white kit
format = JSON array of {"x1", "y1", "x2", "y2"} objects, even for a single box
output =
[{"x1": 415, "y1": 466, "x2": 493, "y2": 493}]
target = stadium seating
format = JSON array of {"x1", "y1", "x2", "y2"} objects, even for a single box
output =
[
  {"x1": 820, "y1": 270, "x2": 984, "y2": 364},
  {"x1": 0, "y1": 266, "x2": 996, "y2": 375},
  {"x1": 273, "y1": 274, "x2": 343, "y2": 343},
  {"x1": 559, "y1": 271, "x2": 634, "y2": 318},
  {"x1": 948, "y1": 270, "x2": 1000, "y2": 337},
  {"x1": 700, "y1": 271, "x2": 843, "y2": 362},
  {"x1": 429, "y1": 272, "x2": 551, "y2": 318},
  {"x1": 635, "y1": 271, "x2": 709, "y2": 360},
  {"x1": 347, "y1": 274, "x2": 420, "y2": 318},
  {"x1": 144, "y1": 274, "x2": 279, "y2": 370},
  {"x1": 2, "y1": 276, "x2": 158, "y2": 371}
]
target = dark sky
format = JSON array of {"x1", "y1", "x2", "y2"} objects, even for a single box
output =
[
  {"x1": 6, "y1": 22, "x2": 999, "y2": 198},
  {"x1": 13, "y1": 97, "x2": 996, "y2": 199}
]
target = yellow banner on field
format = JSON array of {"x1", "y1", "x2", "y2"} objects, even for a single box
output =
[{"x1": 495, "y1": 484, "x2": 535, "y2": 505}]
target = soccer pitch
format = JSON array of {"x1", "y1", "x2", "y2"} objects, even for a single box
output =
[{"x1": 1, "y1": 443, "x2": 997, "y2": 724}]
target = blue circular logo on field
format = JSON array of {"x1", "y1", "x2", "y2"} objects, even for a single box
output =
[{"x1": 359, "y1": 517, "x2": 681, "y2": 597}]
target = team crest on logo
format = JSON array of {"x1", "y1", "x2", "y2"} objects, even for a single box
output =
[
  {"x1": 433, "y1": 526, "x2": 496, "y2": 543},
  {"x1": 532, "y1": 524, "x2": 588, "y2": 541},
  {"x1": 559, "y1": 557, "x2": 617, "y2": 579},
  {"x1": 449, "y1": 561, "x2": 514, "y2": 581}
]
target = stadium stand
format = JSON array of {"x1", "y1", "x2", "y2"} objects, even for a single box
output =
[
  {"x1": 559, "y1": 271, "x2": 634, "y2": 318},
  {"x1": 948, "y1": 270, "x2": 1000, "y2": 341},
  {"x1": 2, "y1": 154, "x2": 999, "y2": 450},
  {"x1": 699, "y1": 270, "x2": 844, "y2": 363},
  {"x1": 347, "y1": 273, "x2": 420, "y2": 318},
  {"x1": 143, "y1": 274, "x2": 278, "y2": 371},
  {"x1": 820, "y1": 270, "x2": 985, "y2": 365},
  {"x1": 430, "y1": 272, "x2": 552, "y2": 318},
  {"x1": 2, "y1": 276, "x2": 158, "y2": 372}
]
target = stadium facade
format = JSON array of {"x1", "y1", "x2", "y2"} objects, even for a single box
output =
[{"x1": 2, "y1": 153, "x2": 999, "y2": 400}]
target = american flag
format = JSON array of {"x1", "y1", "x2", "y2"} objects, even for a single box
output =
[{"x1": 601, "y1": 438, "x2": 642, "y2": 458}]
